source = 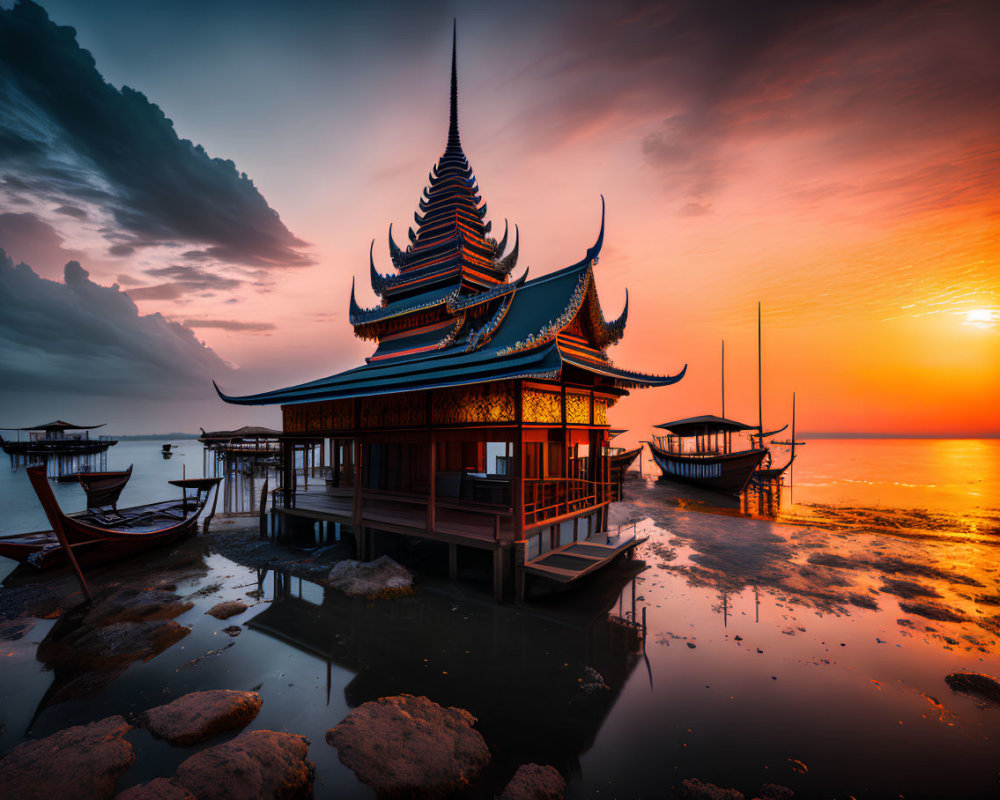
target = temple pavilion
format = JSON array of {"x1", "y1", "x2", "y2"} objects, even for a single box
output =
[{"x1": 217, "y1": 28, "x2": 685, "y2": 600}]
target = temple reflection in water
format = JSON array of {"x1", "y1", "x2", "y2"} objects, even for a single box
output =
[{"x1": 246, "y1": 561, "x2": 647, "y2": 780}]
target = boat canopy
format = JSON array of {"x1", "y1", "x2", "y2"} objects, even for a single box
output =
[{"x1": 654, "y1": 415, "x2": 756, "y2": 436}]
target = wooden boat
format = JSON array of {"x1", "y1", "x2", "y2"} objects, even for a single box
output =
[
  {"x1": 645, "y1": 415, "x2": 767, "y2": 495},
  {"x1": 0, "y1": 466, "x2": 220, "y2": 570},
  {"x1": 751, "y1": 393, "x2": 805, "y2": 488},
  {"x1": 611, "y1": 446, "x2": 642, "y2": 476},
  {"x1": 608, "y1": 430, "x2": 641, "y2": 478},
  {"x1": 78, "y1": 465, "x2": 133, "y2": 509}
]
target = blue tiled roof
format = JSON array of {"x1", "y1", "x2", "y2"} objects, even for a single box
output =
[{"x1": 217, "y1": 257, "x2": 684, "y2": 407}]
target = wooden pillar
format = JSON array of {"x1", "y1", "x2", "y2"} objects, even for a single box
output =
[
  {"x1": 514, "y1": 543, "x2": 525, "y2": 603},
  {"x1": 333, "y1": 438, "x2": 341, "y2": 487},
  {"x1": 352, "y1": 440, "x2": 363, "y2": 527},
  {"x1": 513, "y1": 428, "x2": 524, "y2": 542}
]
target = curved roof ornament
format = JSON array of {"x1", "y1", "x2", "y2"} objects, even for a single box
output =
[
  {"x1": 494, "y1": 219, "x2": 508, "y2": 256},
  {"x1": 495, "y1": 224, "x2": 519, "y2": 275},
  {"x1": 369, "y1": 241, "x2": 392, "y2": 295},
  {"x1": 349, "y1": 277, "x2": 362, "y2": 321},
  {"x1": 388, "y1": 224, "x2": 403, "y2": 267},
  {"x1": 605, "y1": 288, "x2": 628, "y2": 345},
  {"x1": 585, "y1": 195, "x2": 605, "y2": 265}
]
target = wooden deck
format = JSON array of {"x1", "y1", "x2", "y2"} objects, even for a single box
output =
[
  {"x1": 522, "y1": 524, "x2": 649, "y2": 584},
  {"x1": 276, "y1": 485, "x2": 515, "y2": 549}
]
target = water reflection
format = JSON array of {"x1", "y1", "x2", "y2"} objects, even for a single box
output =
[{"x1": 246, "y1": 561, "x2": 648, "y2": 782}]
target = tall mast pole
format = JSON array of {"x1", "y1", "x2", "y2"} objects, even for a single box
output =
[
  {"x1": 757, "y1": 301, "x2": 763, "y2": 444},
  {"x1": 790, "y1": 392, "x2": 796, "y2": 504},
  {"x1": 721, "y1": 340, "x2": 725, "y2": 419}
]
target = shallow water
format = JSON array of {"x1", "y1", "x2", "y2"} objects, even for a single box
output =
[
  {"x1": 2, "y1": 499, "x2": 1000, "y2": 798},
  {"x1": 2, "y1": 439, "x2": 1000, "y2": 797},
  {"x1": 633, "y1": 438, "x2": 1000, "y2": 543},
  {"x1": 0, "y1": 438, "x2": 204, "y2": 535}
]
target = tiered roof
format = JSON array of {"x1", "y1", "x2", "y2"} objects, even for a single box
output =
[{"x1": 217, "y1": 26, "x2": 685, "y2": 409}]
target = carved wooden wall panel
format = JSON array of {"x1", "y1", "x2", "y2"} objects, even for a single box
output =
[
  {"x1": 432, "y1": 383, "x2": 516, "y2": 424},
  {"x1": 331, "y1": 400, "x2": 354, "y2": 431},
  {"x1": 361, "y1": 393, "x2": 426, "y2": 429},
  {"x1": 522, "y1": 389, "x2": 561, "y2": 424},
  {"x1": 283, "y1": 401, "x2": 332, "y2": 433},
  {"x1": 565, "y1": 392, "x2": 591, "y2": 425},
  {"x1": 593, "y1": 396, "x2": 611, "y2": 426}
]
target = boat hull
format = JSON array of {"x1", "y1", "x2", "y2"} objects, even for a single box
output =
[
  {"x1": 3, "y1": 467, "x2": 221, "y2": 571},
  {"x1": 0, "y1": 527, "x2": 194, "y2": 571},
  {"x1": 646, "y1": 441, "x2": 766, "y2": 495},
  {"x1": 610, "y1": 447, "x2": 641, "y2": 476}
]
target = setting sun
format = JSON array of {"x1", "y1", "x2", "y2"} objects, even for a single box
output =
[{"x1": 964, "y1": 309, "x2": 1000, "y2": 329}]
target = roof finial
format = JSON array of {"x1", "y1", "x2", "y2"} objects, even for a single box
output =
[{"x1": 448, "y1": 19, "x2": 459, "y2": 147}]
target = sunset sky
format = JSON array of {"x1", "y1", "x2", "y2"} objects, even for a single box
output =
[{"x1": 0, "y1": 0, "x2": 997, "y2": 438}]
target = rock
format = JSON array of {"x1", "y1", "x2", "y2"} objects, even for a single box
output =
[
  {"x1": 682, "y1": 778, "x2": 744, "y2": 799},
  {"x1": 174, "y1": 730, "x2": 313, "y2": 800},
  {"x1": 0, "y1": 617, "x2": 35, "y2": 640},
  {"x1": 580, "y1": 666, "x2": 609, "y2": 693},
  {"x1": 326, "y1": 694, "x2": 489, "y2": 796},
  {"x1": 0, "y1": 715, "x2": 134, "y2": 800},
  {"x1": 139, "y1": 689, "x2": 263, "y2": 746},
  {"x1": 756, "y1": 784, "x2": 794, "y2": 800},
  {"x1": 223, "y1": 625, "x2": 242, "y2": 637},
  {"x1": 945, "y1": 672, "x2": 1000, "y2": 706},
  {"x1": 205, "y1": 601, "x2": 247, "y2": 620},
  {"x1": 326, "y1": 555, "x2": 413, "y2": 598},
  {"x1": 897, "y1": 600, "x2": 967, "y2": 623},
  {"x1": 499, "y1": 763, "x2": 566, "y2": 800},
  {"x1": 879, "y1": 578, "x2": 939, "y2": 599},
  {"x1": 115, "y1": 778, "x2": 196, "y2": 799}
]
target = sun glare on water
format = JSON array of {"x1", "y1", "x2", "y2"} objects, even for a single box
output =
[{"x1": 963, "y1": 308, "x2": 1000, "y2": 329}]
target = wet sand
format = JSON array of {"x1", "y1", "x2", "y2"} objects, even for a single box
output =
[{"x1": 1, "y1": 477, "x2": 999, "y2": 798}]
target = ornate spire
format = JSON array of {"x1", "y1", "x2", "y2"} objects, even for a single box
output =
[{"x1": 448, "y1": 19, "x2": 459, "y2": 149}]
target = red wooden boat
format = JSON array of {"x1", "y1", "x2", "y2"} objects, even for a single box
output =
[
  {"x1": 0, "y1": 466, "x2": 221, "y2": 570},
  {"x1": 78, "y1": 465, "x2": 133, "y2": 509}
]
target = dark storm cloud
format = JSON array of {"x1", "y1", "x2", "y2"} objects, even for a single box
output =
[
  {"x1": 53, "y1": 203, "x2": 87, "y2": 218},
  {"x1": 0, "y1": 248, "x2": 232, "y2": 398},
  {"x1": 124, "y1": 263, "x2": 243, "y2": 301},
  {"x1": 0, "y1": 0, "x2": 312, "y2": 267},
  {"x1": 182, "y1": 318, "x2": 276, "y2": 333},
  {"x1": 144, "y1": 265, "x2": 242, "y2": 291},
  {"x1": 533, "y1": 0, "x2": 1000, "y2": 205}
]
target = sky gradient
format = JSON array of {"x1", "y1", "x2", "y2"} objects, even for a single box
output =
[{"x1": 0, "y1": 0, "x2": 997, "y2": 438}]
